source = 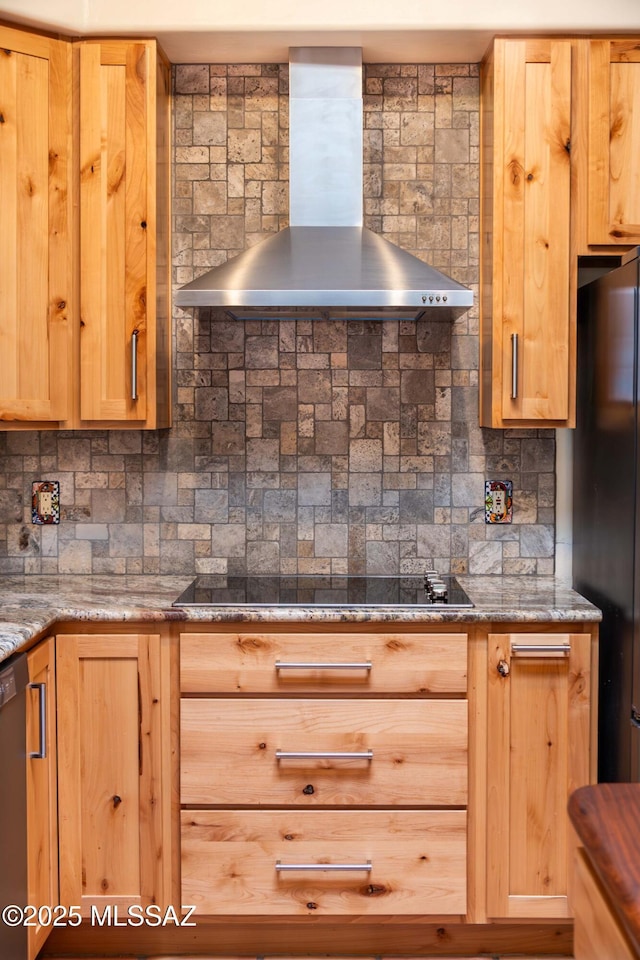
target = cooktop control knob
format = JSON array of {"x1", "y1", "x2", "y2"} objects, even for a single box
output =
[
  {"x1": 431, "y1": 582, "x2": 448, "y2": 602},
  {"x1": 424, "y1": 573, "x2": 448, "y2": 603}
]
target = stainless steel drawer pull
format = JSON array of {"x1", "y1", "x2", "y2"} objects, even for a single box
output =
[
  {"x1": 275, "y1": 750, "x2": 373, "y2": 761},
  {"x1": 511, "y1": 643, "x2": 571, "y2": 657},
  {"x1": 131, "y1": 329, "x2": 139, "y2": 401},
  {"x1": 275, "y1": 660, "x2": 372, "y2": 671},
  {"x1": 28, "y1": 681, "x2": 46, "y2": 760},
  {"x1": 276, "y1": 860, "x2": 372, "y2": 872},
  {"x1": 511, "y1": 332, "x2": 519, "y2": 400}
]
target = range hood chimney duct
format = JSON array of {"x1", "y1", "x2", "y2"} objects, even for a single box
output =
[{"x1": 175, "y1": 47, "x2": 473, "y2": 321}]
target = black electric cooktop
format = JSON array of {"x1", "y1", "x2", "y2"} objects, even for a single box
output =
[{"x1": 173, "y1": 574, "x2": 473, "y2": 609}]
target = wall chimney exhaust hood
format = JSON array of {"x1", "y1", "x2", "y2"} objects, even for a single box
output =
[{"x1": 175, "y1": 47, "x2": 473, "y2": 321}]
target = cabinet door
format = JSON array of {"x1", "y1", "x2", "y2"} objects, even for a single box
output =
[
  {"x1": 26, "y1": 637, "x2": 58, "y2": 960},
  {"x1": 0, "y1": 27, "x2": 72, "y2": 423},
  {"x1": 480, "y1": 40, "x2": 573, "y2": 427},
  {"x1": 588, "y1": 40, "x2": 640, "y2": 246},
  {"x1": 56, "y1": 634, "x2": 166, "y2": 915},
  {"x1": 486, "y1": 633, "x2": 591, "y2": 919},
  {"x1": 78, "y1": 41, "x2": 159, "y2": 423}
]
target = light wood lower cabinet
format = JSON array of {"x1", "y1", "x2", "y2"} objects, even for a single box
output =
[
  {"x1": 573, "y1": 848, "x2": 638, "y2": 960},
  {"x1": 181, "y1": 810, "x2": 467, "y2": 916},
  {"x1": 486, "y1": 632, "x2": 592, "y2": 919},
  {"x1": 40, "y1": 619, "x2": 596, "y2": 956},
  {"x1": 26, "y1": 637, "x2": 58, "y2": 960},
  {"x1": 179, "y1": 627, "x2": 469, "y2": 919},
  {"x1": 56, "y1": 633, "x2": 168, "y2": 915}
]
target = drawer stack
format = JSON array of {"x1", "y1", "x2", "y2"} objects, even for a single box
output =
[{"x1": 180, "y1": 629, "x2": 468, "y2": 917}]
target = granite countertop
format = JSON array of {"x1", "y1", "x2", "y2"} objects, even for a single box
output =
[{"x1": 0, "y1": 573, "x2": 601, "y2": 665}]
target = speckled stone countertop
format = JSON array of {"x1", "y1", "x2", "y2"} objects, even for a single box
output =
[{"x1": 0, "y1": 574, "x2": 601, "y2": 665}]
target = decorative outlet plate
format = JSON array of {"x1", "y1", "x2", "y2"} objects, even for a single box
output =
[
  {"x1": 32, "y1": 480, "x2": 60, "y2": 525},
  {"x1": 485, "y1": 479, "x2": 513, "y2": 524}
]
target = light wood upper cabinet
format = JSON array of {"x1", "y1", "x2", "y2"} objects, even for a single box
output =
[
  {"x1": 0, "y1": 26, "x2": 170, "y2": 430},
  {"x1": 78, "y1": 40, "x2": 171, "y2": 427},
  {"x1": 0, "y1": 27, "x2": 73, "y2": 424},
  {"x1": 486, "y1": 632, "x2": 593, "y2": 920},
  {"x1": 587, "y1": 40, "x2": 640, "y2": 247},
  {"x1": 26, "y1": 637, "x2": 58, "y2": 960},
  {"x1": 56, "y1": 633, "x2": 169, "y2": 914},
  {"x1": 480, "y1": 39, "x2": 574, "y2": 428}
]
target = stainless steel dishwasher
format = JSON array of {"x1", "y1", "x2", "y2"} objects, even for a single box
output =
[{"x1": 0, "y1": 653, "x2": 29, "y2": 960}]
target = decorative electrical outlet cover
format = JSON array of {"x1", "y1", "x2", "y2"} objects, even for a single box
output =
[
  {"x1": 32, "y1": 480, "x2": 60, "y2": 525},
  {"x1": 485, "y1": 479, "x2": 513, "y2": 524}
]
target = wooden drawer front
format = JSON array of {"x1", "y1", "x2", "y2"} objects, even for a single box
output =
[
  {"x1": 180, "y1": 632, "x2": 467, "y2": 694},
  {"x1": 181, "y1": 699, "x2": 468, "y2": 806},
  {"x1": 181, "y1": 810, "x2": 467, "y2": 916}
]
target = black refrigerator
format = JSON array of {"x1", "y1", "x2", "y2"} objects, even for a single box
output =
[{"x1": 573, "y1": 246, "x2": 640, "y2": 783}]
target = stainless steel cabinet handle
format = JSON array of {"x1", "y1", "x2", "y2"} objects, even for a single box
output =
[
  {"x1": 511, "y1": 332, "x2": 519, "y2": 399},
  {"x1": 28, "y1": 682, "x2": 46, "y2": 760},
  {"x1": 131, "y1": 329, "x2": 139, "y2": 401},
  {"x1": 511, "y1": 643, "x2": 571, "y2": 657},
  {"x1": 275, "y1": 749, "x2": 373, "y2": 760},
  {"x1": 275, "y1": 660, "x2": 372, "y2": 671},
  {"x1": 276, "y1": 860, "x2": 372, "y2": 872}
]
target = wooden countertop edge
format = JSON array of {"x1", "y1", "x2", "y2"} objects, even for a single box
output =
[{"x1": 569, "y1": 783, "x2": 640, "y2": 953}]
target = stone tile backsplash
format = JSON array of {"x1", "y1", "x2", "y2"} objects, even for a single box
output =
[{"x1": 0, "y1": 62, "x2": 556, "y2": 577}]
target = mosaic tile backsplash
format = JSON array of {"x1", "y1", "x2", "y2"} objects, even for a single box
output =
[{"x1": 0, "y1": 62, "x2": 556, "y2": 577}]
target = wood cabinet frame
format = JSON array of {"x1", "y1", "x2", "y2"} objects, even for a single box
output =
[{"x1": 26, "y1": 637, "x2": 58, "y2": 960}]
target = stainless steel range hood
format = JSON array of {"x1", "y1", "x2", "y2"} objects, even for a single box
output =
[{"x1": 175, "y1": 47, "x2": 473, "y2": 321}]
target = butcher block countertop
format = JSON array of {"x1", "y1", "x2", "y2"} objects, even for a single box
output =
[
  {"x1": 0, "y1": 573, "x2": 600, "y2": 665},
  {"x1": 569, "y1": 783, "x2": 640, "y2": 956}
]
